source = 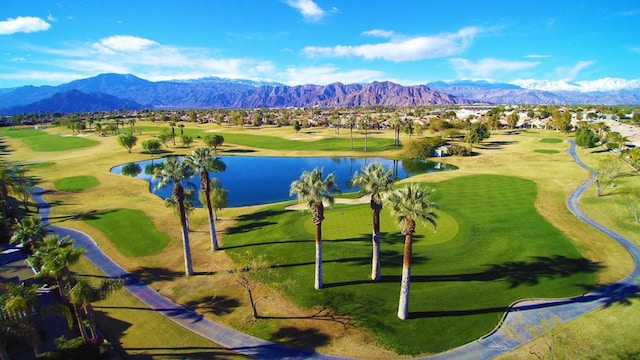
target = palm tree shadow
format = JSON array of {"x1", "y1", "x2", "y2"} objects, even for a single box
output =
[
  {"x1": 270, "y1": 326, "x2": 331, "y2": 352},
  {"x1": 184, "y1": 294, "x2": 241, "y2": 316},
  {"x1": 130, "y1": 266, "x2": 183, "y2": 284},
  {"x1": 46, "y1": 209, "x2": 119, "y2": 223},
  {"x1": 225, "y1": 209, "x2": 287, "y2": 235}
]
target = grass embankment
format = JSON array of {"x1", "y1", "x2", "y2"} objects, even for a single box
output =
[
  {"x1": 54, "y1": 176, "x2": 100, "y2": 192},
  {"x1": 224, "y1": 174, "x2": 598, "y2": 355}
]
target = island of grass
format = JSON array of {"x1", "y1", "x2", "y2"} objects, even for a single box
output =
[
  {"x1": 534, "y1": 149, "x2": 560, "y2": 154},
  {"x1": 54, "y1": 176, "x2": 100, "y2": 192},
  {"x1": 540, "y1": 138, "x2": 564, "y2": 144},
  {"x1": 83, "y1": 208, "x2": 170, "y2": 257},
  {"x1": 224, "y1": 174, "x2": 599, "y2": 355}
]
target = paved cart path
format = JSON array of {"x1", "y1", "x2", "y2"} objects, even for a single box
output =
[{"x1": 32, "y1": 140, "x2": 639, "y2": 359}]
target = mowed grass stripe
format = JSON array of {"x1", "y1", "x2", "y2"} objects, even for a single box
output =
[{"x1": 224, "y1": 174, "x2": 598, "y2": 355}]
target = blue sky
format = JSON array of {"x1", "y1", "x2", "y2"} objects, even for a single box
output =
[{"x1": 1, "y1": 0, "x2": 639, "y2": 91}]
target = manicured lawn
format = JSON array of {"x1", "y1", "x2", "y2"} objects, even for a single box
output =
[
  {"x1": 0, "y1": 128, "x2": 98, "y2": 151},
  {"x1": 223, "y1": 174, "x2": 599, "y2": 355},
  {"x1": 83, "y1": 208, "x2": 170, "y2": 257},
  {"x1": 54, "y1": 176, "x2": 100, "y2": 192},
  {"x1": 534, "y1": 149, "x2": 560, "y2": 154},
  {"x1": 540, "y1": 138, "x2": 563, "y2": 144}
]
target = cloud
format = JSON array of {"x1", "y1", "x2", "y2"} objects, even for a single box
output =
[
  {"x1": 524, "y1": 54, "x2": 552, "y2": 59},
  {"x1": 0, "y1": 16, "x2": 51, "y2": 35},
  {"x1": 282, "y1": 65, "x2": 384, "y2": 85},
  {"x1": 555, "y1": 60, "x2": 595, "y2": 81},
  {"x1": 303, "y1": 27, "x2": 481, "y2": 62},
  {"x1": 511, "y1": 77, "x2": 640, "y2": 92},
  {"x1": 284, "y1": 0, "x2": 326, "y2": 21},
  {"x1": 363, "y1": 29, "x2": 394, "y2": 38},
  {"x1": 450, "y1": 57, "x2": 540, "y2": 79},
  {"x1": 47, "y1": 14, "x2": 58, "y2": 22},
  {"x1": 93, "y1": 35, "x2": 159, "y2": 53}
]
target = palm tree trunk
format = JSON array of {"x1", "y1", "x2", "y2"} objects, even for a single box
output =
[
  {"x1": 73, "y1": 304, "x2": 90, "y2": 341},
  {"x1": 178, "y1": 196, "x2": 194, "y2": 276},
  {"x1": 86, "y1": 304, "x2": 99, "y2": 340},
  {"x1": 206, "y1": 194, "x2": 219, "y2": 251},
  {"x1": 315, "y1": 223, "x2": 323, "y2": 290},
  {"x1": 397, "y1": 233, "x2": 413, "y2": 320},
  {"x1": 371, "y1": 202, "x2": 382, "y2": 281}
]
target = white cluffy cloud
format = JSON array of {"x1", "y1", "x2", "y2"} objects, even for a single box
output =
[
  {"x1": 0, "y1": 16, "x2": 51, "y2": 35},
  {"x1": 511, "y1": 77, "x2": 640, "y2": 92},
  {"x1": 93, "y1": 35, "x2": 159, "y2": 53},
  {"x1": 450, "y1": 57, "x2": 540, "y2": 78},
  {"x1": 284, "y1": 0, "x2": 326, "y2": 21},
  {"x1": 303, "y1": 27, "x2": 481, "y2": 62}
]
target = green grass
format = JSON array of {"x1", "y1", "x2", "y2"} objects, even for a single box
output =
[
  {"x1": 138, "y1": 125, "x2": 397, "y2": 152},
  {"x1": 54, "y1": 176, "x2": 100, "y2": 192},
  {"x1": 223, "y1": 174, "x2": 598, "y2": 355},
  {"x1": 83, "y1": 208, "x2": 170, "y2": 257},
  {"x1": 22, "y1": 161, "x2": 55, "y2": 168},
  {"x1": 0, "y1": 128, "x2": 98, "y2": 151},
  {"x1": 540, "y1": 138, "x2": 563, "y2": 144},
  {"x1": 534, "y1": 149, "x2": 560, "y2": 154}
]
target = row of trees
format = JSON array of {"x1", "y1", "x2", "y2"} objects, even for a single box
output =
[
  {"x1": 3, "y1": 217, "x2": 120, "y2": 357},
  {"x1": 289, "y1": 164, "x2": 439, "y2": 320}
]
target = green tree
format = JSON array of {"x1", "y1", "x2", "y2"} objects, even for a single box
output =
[
  {"x1": 360, "y1": 114, "x2": 371, "y2": 151},
  {"x1": 575, "y1": 127, "x2": 598, "y2": 149},
  {"x1": 289, "y1": 168, "x2": 340, "y2": 289},
  {"x1": 28, "y1": 235, "x2": 85, "y2": 300},
  {"x1": 208, "y1": 178, "x2": 228, "y2": 220},
  {"x1": 203, "y1": 134, "x2": 225, "y2": 154},
  {"x1": 390, "y1": 113, "x2": 403, "y2": 147},
  {"x1": 66, "y1": 277, "x2": 123, "y2": 341},
  {"x1": 385, "y1": 183, "x2": 439, "y2": 320},
  {"x1": 142, "y1": 139, "x2": 163, "y2": 155},
  {"x1": 10, "y1": 216, "x2": 49, "y2": 253},
  {"x1": 620, "y1": 188, "x2": 640, "y2": 224},
  {"x1": 153, "y1": 156, "x2": 196, "y2": 275},
  {"x1": 350, "y1": 163, "x2": 395, "y2": 281},
  {"x1": 465, "y1": 122, "x2": 490, "y2": 147},
  {"x1": 0, "y1": 283, "x2": 43, "y2": 356},
  {"x1": 347, "y1": 115, "x2": 357, "y2": 150},
  {"x1": 118, "y1": 133, "x2": 138, "y2": 153},
  {"x1": 181, "y1": 135, "x2": 194, "y2": 148},
  {"x1": 185, "y1": 148, "x2": 226, "y2": 251}
]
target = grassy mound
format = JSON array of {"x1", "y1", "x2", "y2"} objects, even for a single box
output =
[
  {"x1": 54, "y1": 176, "x2": 100, "y2": 192},
  {"x1": 83, "y1": 208, "x2": 170, "y2": 257},
  {"x1": 540, "y1": 138, "x2": 563, "y2": 144},
  {"x1": 534, "y1": 149, "x2": 560, "y2": 154},
  {"x1": 224, "y1": 174, "x2": 599, "y2": 355}
]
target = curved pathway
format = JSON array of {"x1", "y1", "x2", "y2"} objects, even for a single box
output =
[{"x1": 32, "y1": 139, "x2": 640, "y2": 359}]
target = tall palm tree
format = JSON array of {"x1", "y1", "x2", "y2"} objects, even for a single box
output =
[
  {"x1": 154, "y1": 156, "x2": 196, "y2": 276},
  {"x1": 289, "y1": 168, "x2": 340, "y2": 289},
  {"x1": 67, "y1": 277, "x2": 123, "y2": 341},
  {"x1": 0, "y1": 283, "x2": 43, "y2": 356},
  {"x1": 350, "y1": 163, "x2": 394, "y2": 281},
  {"x1": 346, "y1": 115, "x2": 356, "y2": 150},
  {"x1": 385, "y1": 183, "x2": 439, "y2": 320},
  {"x1": 10, "y1": 216, "x2": 49, "y2": 253},
  {"x1": 185, "y1": 148, "x2": 226, "y2": 251},
  {"x1": 28, "y1": 235, "x2": 85, "y2": 300}
]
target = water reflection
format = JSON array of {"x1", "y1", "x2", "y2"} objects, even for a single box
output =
[{"x1": 111, "y1": 156, "x2": 455, "y2": 207}]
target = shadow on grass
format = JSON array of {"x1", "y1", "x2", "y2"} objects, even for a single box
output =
[
  {"x1": 226, "y1": 209, "x2": 287, "y2": 234},
  {"x1": 185, "y1": 295, "x2": 241, "y2": 316},
  {"x1": 270, "y1": 326, "x2": 331, "y2": 352},
  {"x1": 380, "y1": 255, "x2": 601, "y2": 289},
  {"x1": 46, "y1": 209, "x2": 119, "y2": 223},
  {"x1": 130, "y1": 266, "x2": 183, "y2": 284}
]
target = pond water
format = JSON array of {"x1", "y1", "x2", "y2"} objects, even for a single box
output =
[{"x1": 110, "y1": 156, "x2": 455, "y2": 207}]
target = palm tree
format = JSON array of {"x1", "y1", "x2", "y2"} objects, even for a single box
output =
[
  {"x1": 289, "y1": 168, "x2": 340, "y2": 289},
  {"x1": 385, "y1": 183, "x2": 439, "y2": 320},
  {"x1": 66, "y1": 278, "x2": 123, "y2": 341},
  {"x1": 10, "y1": 216, "x2": 49, "y2": 253},
  {"x1": 28, "y1": 235, "x2": 85, "y2": 300},
  {"x1": 0, "y1": 283, "x2": 43, "y2": 356},
  {"x1": 350, "y1": 163, "x2": 394, "y2": 281},
  {"x1": 154, "y1": 156, "x2": 196, "y2": 276},
  {"x1": 346, "y1": 115, "x2": 356, "y2": 150},
  {"x1": 185, "y1": 148, "x2": 226, "y2": 251}
]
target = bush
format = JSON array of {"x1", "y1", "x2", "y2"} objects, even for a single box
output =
[
  {"x1": 404, "y1": 137, "x2": 446, "y2": 159},
  {"x1": 447, "y1": 144, "x2": 472, "y2": 156}
]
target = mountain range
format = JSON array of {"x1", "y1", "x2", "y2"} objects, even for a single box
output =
[{"x1": 2, "y1": 74, "x2": 639, "y2": 115}]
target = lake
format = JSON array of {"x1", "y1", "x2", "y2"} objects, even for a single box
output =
[{"x1": 110, "y1": 156, "x2": 455, "y2": 207}]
